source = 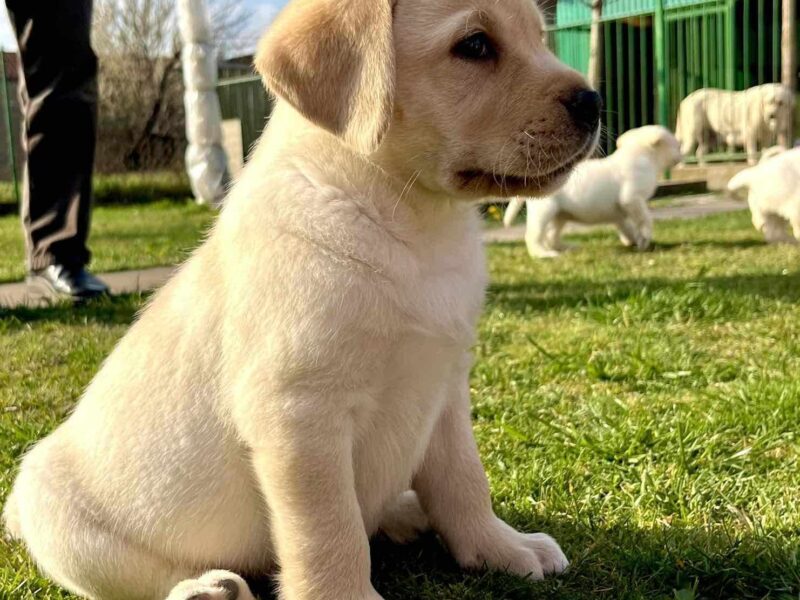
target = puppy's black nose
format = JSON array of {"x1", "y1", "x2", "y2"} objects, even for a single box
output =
[{"x1": 563, "y1": 89, "x2": 602, "y2": 131}]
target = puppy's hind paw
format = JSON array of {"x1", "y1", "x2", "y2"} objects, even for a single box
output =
[
  {"x1": 379, "y1": 490, "x2": 430, "y2": 544},
  {"x1": 166, "y1": 570, "x2": 256, "y2": 600}
]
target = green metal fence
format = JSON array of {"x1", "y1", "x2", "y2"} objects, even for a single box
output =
[
  {"x1": 216, "y1": 75, "x2": 273, "y2": 162},
  {"x1": 548, "y1": 0, "x2": 797, "y2": 160}
]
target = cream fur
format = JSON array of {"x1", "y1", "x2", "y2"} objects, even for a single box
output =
[
  {"x1": 727, "y1": 147, "x2": 800, "y2": 243},
  {"x1": 4, "y1": 0, "x2": 599, "y2": 598},
  {"x1": 503, "y1": 125, "x2": 682, "y2": 258},
  {"x1": 675, "y1": 84, "x2": 795, "y2": 165}
]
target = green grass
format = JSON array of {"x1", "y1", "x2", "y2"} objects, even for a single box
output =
[
  {"x1": 2, "y1": 210, "x2": 800, "y2": 599},
  {"x1": 0, "y1": 200, "x2": 214, "y2": 282}
]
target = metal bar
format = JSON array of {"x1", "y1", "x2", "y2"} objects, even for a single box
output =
[
  {"x1": 780, "y1": 0, "x2": 797, "y2": 145},
  {"x1": 655, "y1": 0, "x2": 668, "y2": 127},
  {"x1": 726, "y1": 0, "x2": 735, "y2": 88},
  {"x1": 744, "y1": 0, "x2": 750, "y2": 87},
  {"x1": 628, "y1": 20, "x2": 635, "y2": 128},
  {"x1": 675, "y1": 21, "x2": 688, "y2": 98},
  {"x1": 757, "y1": 0, "x2": 765, "y2": 83},
  {"x1": 641, "y1": 19, "x2": 649, "y2": 123},
  {"x1": 616, "y1": 20, "x2": 625, "y2": 138},
  {"x1": 216, "y1": 75, "x2": 262, "y2": 87},
  {"x1": 772, "y1": 0, "x2": 779, "y2": 81},
  {"x1": 604, "y1": 20, "x2": 614, "y2": 152},
  {"x1": 702, "y1": 10, "x2": 710, "y2": 90},
  {"x1": 0, "y1": 53, "x2": 19, "y2": 206}
]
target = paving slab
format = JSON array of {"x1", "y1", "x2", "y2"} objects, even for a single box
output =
[{"x1": 0, "y1": 266, "x2": 176, "y2": 309}]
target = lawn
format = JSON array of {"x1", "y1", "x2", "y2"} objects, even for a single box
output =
[
  {"x1": 2, "y1": 209, "x2": 800, "y2": 599},
  {"x1": 0, "y1": 200, "x2": 214, "y2": 282}
]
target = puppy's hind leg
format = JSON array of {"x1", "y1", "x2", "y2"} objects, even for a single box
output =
[
  {"x1": 524, "y1": 199, "x2": 562, "y2": 258},
  {"x1": 378, "y1": 490, "x2": 430, "y2": 544},
  {"x1": 761, "y1": 214, "x2": 792, "y2": 243},
  {"x1": 616, "y1": 219, "x2": 639, "y2": 248},
  {"x1": 11, "y1": 456, "x2": 257, "y2": 600}
]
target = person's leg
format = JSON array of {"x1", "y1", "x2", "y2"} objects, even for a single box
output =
[{"x1": 7, "y1": 0, "x2": 106, "y2": 297}]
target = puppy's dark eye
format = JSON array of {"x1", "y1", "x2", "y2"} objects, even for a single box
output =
[{"x1": 452, "y1": 32, "x2": 497, "y2": 61}]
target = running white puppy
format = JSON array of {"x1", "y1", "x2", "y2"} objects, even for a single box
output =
[
  {"x1": 504, "y1": 125, "x2": 682, "y2": 258},
  {"x1": 4, "y1": 0, "x2": 600, "y2": 599},
  {"x1": 727, "y1": 147, "x2": 800, "y2": 242}
]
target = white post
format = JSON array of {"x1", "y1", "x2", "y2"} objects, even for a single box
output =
[{"x1": 178, "y1": 0, "x2": 229, "y2": 206}]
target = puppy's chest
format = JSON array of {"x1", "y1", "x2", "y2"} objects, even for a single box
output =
[{"x1": 387, "y1": 230, "x2": 487, "y2": 346}]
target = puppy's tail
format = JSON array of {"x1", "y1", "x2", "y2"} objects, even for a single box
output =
[
  {"x1": 2, "y1": 489, "x2": 22, "y2": 541},
  {"x1": 503, "y1": 198, "x2": 524, "y2": 228},
  {"x1": 726, "y1": 168, "x2": 753, "y2": 198}
]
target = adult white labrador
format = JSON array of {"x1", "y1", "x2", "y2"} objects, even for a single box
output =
[
  {"x1": 675, "y1": 84, "x2": 795, "y2": 165},
  {"x1": 727, "y1": 147, "x2": 800, "y2": 242},
  {"x1": 504, "y1": 125, "x2": 681, "y2": 258},
  {"x1": 3, "y1": 0, "x2": 601, "y2": 599}
]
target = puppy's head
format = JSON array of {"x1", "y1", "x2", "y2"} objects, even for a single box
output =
[
  {"x1": 255, "y1": 0, "x2": 600, "y2": 199},
  {"x1": 616, "y1": 125, "x2": 682, "y2": 169},
  {"x1": 763, "y1": 85, "x2": 795, "y2": 133}
]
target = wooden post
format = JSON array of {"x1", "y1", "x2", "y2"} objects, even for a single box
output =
[
  {"x1": 779, "y1": 0, "x2": 796, "y2": 147},
  {"x1": 588, "y1": 0, "x2": 603, "y2": 90}
]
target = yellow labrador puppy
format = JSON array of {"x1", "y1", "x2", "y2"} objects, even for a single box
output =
[{"x1": 4, "y1": 0, "x2": 600, "y2": 598}]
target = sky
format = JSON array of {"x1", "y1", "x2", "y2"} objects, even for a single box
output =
[{"x1": 0, "y1": 0, "x2": 289, "y2": 54}]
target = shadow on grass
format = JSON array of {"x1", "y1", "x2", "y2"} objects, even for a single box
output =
[
  {"x1": 651, "y1": 239, "x2": 766, "y2": 251},
  {"x1": 488, "y1": 271, "x2": 800, "y2": 316},
  {"x1": 242, "y1": 514, "x2": 800, "y2": 600},
  {"x1": 0, "y1": 294, "x2": 143, "y2": 331}
]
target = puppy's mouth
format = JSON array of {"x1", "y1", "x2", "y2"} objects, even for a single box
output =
[{"x1": 456, "y1": 128, "x2": 599, "y2": 197}]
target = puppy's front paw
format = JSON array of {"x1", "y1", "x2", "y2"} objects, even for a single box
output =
[
  {"x1": 451, "y1": 518, "x2": 568, "y2": 581},
  {"x1": 166, "y1": 570, "x2": 256, "y2": 600}
]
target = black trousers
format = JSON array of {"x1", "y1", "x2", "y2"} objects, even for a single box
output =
[{"x1": 6, "y1": 0, "x2": 98, "y2": 271}]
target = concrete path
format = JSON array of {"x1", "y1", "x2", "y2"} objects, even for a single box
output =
[
  {"x1": 0, "y1": 194, "x2": 746, "y2": 309},
  {"x1": 0, "y1": 266, "x2": 176, "y2": 309},
  {"x1": 483, "y1": 194, "x2": 745, "y2": 243}
]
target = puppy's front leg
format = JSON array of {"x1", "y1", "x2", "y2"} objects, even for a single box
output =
[
  {"x1": 413, "y1": 354, "x2": 568, "y2": 581},
  {"x1": 246, "y1": 397, "x2": 382, "y2": 600}
]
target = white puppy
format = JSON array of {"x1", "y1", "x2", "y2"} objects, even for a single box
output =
[
  {"x1": 675, "y1": 84, "x2": 795, "y2": 165},
  {"x1": 758, "y1": 145, "x2": 787, "y2": 163},
  {"x1": 4, "y1": 0, "x2": 600, "y2": 599},
  {"x1": 503, "y1": 125, "x2": 682, "y2": 258},
  {"x1": 727, "y1": 147, "x2": 800, "y2": 242}
]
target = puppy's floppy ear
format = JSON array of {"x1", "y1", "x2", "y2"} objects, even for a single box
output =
[{"x1": 255, "y1": 0, "x2": 395, "y2": 154}]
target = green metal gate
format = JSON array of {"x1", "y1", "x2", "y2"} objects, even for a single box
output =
[
  {"x1": 216, "y1": 75, "x2": 273, "y2": 162},
  {"x1": 548, "y1": 0, "x2": 797, "y2": 160}
]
